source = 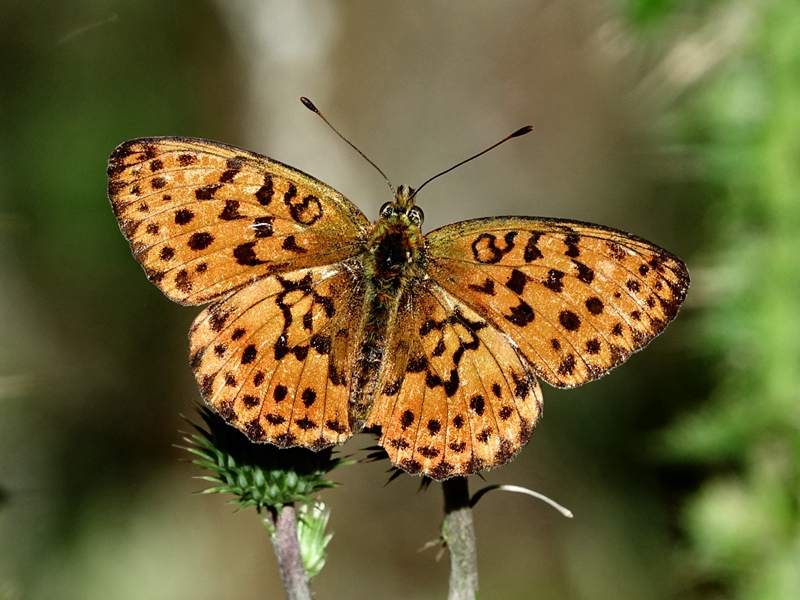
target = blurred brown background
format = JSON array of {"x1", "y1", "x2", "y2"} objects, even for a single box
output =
[{"x1": 2, "y1": 1, "x2": 798, "y2": 599}]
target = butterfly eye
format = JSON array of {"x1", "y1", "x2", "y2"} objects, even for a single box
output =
[
  {"x1": 379, "y1": 202, "x2": 394, "y2": 218},
  {"x1": 409, "y1": 205, "x2": 424, "y2": 226}
]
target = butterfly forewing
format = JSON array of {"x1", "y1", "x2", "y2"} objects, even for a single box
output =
[
  {"x1": 366, "y1": 283, "x2": 542, "y2": 479},
  {"x1": 107, "y1": 137, "x2": 370, "y2": 305},
  {"x1": 189, "y1": 263, "x2": 365, "y2": 449},
  {"x1": 425, "y1": 217, "x2": 690, "y2": 388}
]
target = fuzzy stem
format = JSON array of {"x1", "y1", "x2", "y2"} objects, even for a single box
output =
[
  {"x1": 266, "y1": 505, "x2": 312, "y2": 600},
  {"x1": 442, "y1": 476, "x2": 478, "y2": 600}
]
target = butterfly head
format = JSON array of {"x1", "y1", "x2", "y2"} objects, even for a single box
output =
[
  {"x1": 378, "y1": 184, "x2": 425, "y2": 228},
  {"x1": 369, "y1": 185, "x2": 426, "y2": 275}
]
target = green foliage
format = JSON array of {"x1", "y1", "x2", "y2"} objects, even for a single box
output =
[
  {"x1": 631, "y1": 0, "x2": 800, "y2": 597},
  {"x1": 626, "y1": 0, "x2": 722, "y2": 27}
]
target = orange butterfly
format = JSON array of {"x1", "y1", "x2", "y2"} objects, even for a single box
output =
[{"x1": 108, "y1": 117, "x2": 688, "y2": 480}]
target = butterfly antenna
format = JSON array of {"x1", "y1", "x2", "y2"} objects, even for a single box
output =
[
  {"x1": 301, "y1": 97, "x2": 395, "y2": 195},
  {"x1": 411, "y1": 125, "x2": 534, "y2": 201}
]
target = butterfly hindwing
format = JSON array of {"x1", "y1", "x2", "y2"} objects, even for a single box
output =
[
  {"x1": 366, "y1": 282, "x2": 542, "y2": 479},
  {"x1": 425, "y1": 217, "x2": 690, "y2": 388},
  {"x1": 108, "y1": 137, "x2": 371, "y2": 305},
  {"x1": 189, "y1": 263, "x2": 365, "y2": 449}
]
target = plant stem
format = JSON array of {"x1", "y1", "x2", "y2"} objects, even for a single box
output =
[
  {"x1": 442, "y1": 476, "x2": 478, "y2": 600},
  {"x1": 266, "y1": 504, "x2": 312, "y2": 600}
]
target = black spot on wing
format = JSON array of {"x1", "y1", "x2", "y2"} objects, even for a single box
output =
[
  {"x1": 573, "y1": 260, "x2": 594, "y2": 284},
  {"x1": 511, "y1": 372, "x2": 530, "y2": 398},
  {"x1": 141, "y1": 144, "x2": 157, "y2": 160},
  {"x1": 471, "y1": 231, "x2": 517, "y2": 264},
  {"x1": 187, "y1": 232, "x2": 213, "y2": 251},
  {"x1": 469, "y1": 395, "x2": 485, "y2": 416},
  {"x1": 476, "y1": 428, "x2": 492, "y2": 443},
  {"x1": 558, "y1": 354, "x2": 576, "y2": 375},
  {"x1": 468, "y1": 278, "x2": 495, "y2": 295},
  {"x1": 219, "y1": 168, "x2": 239, "y2": 184},
  {"x1": 219, "y1": 200, "x2": 244, "y2": 220},
  {"x1": 426, "y1": 419, "x2": 442, "y2": 435},
  {"x1": 585, "y1": 296, "x2": 604, "y2": 315},
  {"x1": 241, "y1": 344, "x2": 257, "y2": 364},
  {"x1": 233, "y1": 242, "x2": 266, "y2": 266},
  {"x1": 407, "y1": 356, "x2": 428, "y2": 373},
  {"x1": 282, "y1": 235, "x2": 307, "y2": 253},
  {"x1": 273, "y1": 385, "x2": 288, "y2": 402},
  {"x1": 255, "y1": 175, "x2": 274, "y2": 206},
  {"x1": 558, "y1": 310, "x2": 581, "y2": 331},
  {"x1": 543, "y1": 269, "x2": 565, "y2": 293},
  {"x1": 175, "y1": 270, "x2": 192, "y2": 293},
  {"x1": 266, "y1": 413, "x2": 285, "y2": 425},
  {"x1": 418, "y1": 446, "x2": 440, "y2": 459},
  {"x1": 174, "y1": 209, "x2": 194, "y2": 225},
  {"x1": 505, "y1": 269, "x2": 528, "y2": 294},
  {"x1": 301, "y1": 388, "x2": 317, "y2": 407},
  {"x1": 505, "y1": 299, "x2": 535, "y2": 326},
  {"x1": 245, "y1": 419, "x2": 265, "y2": 439},
  {"x1": 449, "y1": 441, "x2": 466, "y2": 452},
  {"x1": 209, "y1": 309, "x2": 232, "y2": 332},
  {"x1": 252, "y1": 216, "x2": 274, "y2": 238},
  {"x1": 195, "y1": 184, "x2": 222, "y2": 200},
  {"x1": 524, "y1": 232, "x2": 543, "y2": 262},
  {"x1": 325, "y1": 419, "x2": 347, "y2": 434}
]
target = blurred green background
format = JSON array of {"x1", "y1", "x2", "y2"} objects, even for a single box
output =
[{"x1": 1, "y1": 1, "x2": 798, "y2": 599}]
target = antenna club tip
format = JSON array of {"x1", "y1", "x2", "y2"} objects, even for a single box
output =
[
  {"x1": 512, "y1": 125, "x2": 535, "y2": 137},
  {"x1": 300, "y1": 97, "x2": 319, "y2": 113}
]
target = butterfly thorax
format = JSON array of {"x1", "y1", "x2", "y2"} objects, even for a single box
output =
[
  {"x1": 349, "y1": 186, "x2": 426, "y2": 425},
  {"x1": 366, "y1": 186, "x2": 425, "y2": 280}
]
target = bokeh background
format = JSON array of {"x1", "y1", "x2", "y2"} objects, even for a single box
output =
[{"x1": 1, "y1": 1, "x2": 798, "y2": 599}]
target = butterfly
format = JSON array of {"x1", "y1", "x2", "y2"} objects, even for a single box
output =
[{"x1": 107, "y1": 122, "x2": 689, "y2": 480}]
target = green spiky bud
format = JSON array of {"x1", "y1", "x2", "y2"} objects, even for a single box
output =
[{"x1": 181, "y1": 406, "x2": 352, "y2": 512}]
